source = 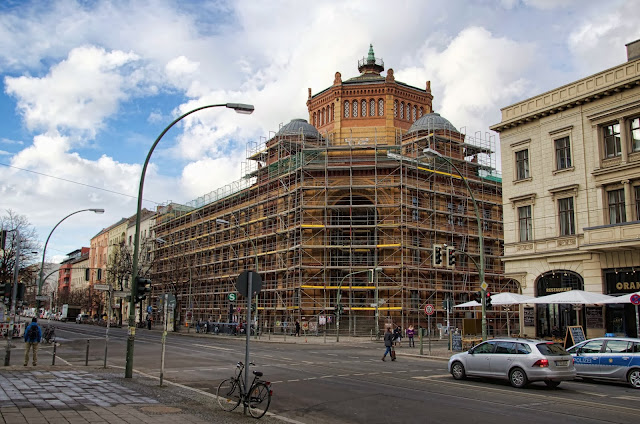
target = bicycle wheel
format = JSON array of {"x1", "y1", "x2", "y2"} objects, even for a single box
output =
[
  {"x1": 216, "y1": 378, "x2": 241, "y2": 411},
  {"x1": 248, "y1": 382, "x2": 271, "y2": 418}
]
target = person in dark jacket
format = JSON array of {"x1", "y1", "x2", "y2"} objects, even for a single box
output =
[
  {"x1": 382, "y1": 327, "x2": 395, "y2": 361},
  {"x1": 24, "y1": 317, "x2": 42, "y2": 366}
]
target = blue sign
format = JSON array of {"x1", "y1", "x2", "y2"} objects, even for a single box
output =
[{"x1": 147, "y1": 306, "x2": 152, "y2": 314}]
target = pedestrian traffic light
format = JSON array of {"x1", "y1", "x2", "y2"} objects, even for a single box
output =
[
  {"x1": 0, "y1": 229, "x2": 6, "y2": 250},
  {"x1": 251, "y1": 303, "x2": 256, "y2": 313},
  {"x1": 474, "y1": 291, "x2": 482, "y2": 304},
  {"x1": 3, "y1": 283, "x2": 11, "y2": 301},
  {"x1": 432, "y1": 244, "x2": 443, "y2": 266},
  {"x1": 135, "y1": 276, "x2": 152, "y2": 303},
  {"x1": 446, "y1": 246, "x2": 456, "y2": 268},
  {"x1": 336, "y1": 303, "x2": 343, "y2": 315},
  {"x1": 16, "y1": 283, "x2": 25, "y2": 301},
  {"x1": 486, "y1": 292, "x2": 493, "y2": 309},
  {"x1": 85, "y1": 268, "x2": 90, "y2": 281}
]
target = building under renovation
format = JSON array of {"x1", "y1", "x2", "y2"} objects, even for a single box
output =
[{"x1": 151, "y1": 46, "x2": 518, "y2": 335}]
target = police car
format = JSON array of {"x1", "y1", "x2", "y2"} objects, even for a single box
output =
[{"x1": 567, "y1": 337, "x2": 640, "y2": 389}]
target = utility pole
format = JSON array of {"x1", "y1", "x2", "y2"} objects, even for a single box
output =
[{"x1": 4, "y1": 230, "x2": 20, "y2": 366}]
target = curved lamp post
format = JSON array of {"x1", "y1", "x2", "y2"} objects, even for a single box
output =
[
  {"x1": 422, "y1": 147, "x2": 487, "y2": 341},
  {"x1": 336, "y1": 267, "x2": 381, "y2": 342},
  {"x1": 125, "y1": 102, "x2": 254, "y2": 378},
  {"x1": 37, "y1": 208, "x2": 105, "y2": 311}
]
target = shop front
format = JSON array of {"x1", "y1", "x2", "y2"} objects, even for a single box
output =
[
  {"x1": 535, "y1": 271, "x2": 584, "y2": 338},
  {"x1": 604, "y1": 268, "x2": 639, "y2": 338}
]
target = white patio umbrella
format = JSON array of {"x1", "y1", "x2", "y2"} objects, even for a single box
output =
[
  {"x1": 490, "y1": 292, "x2": 534, "y2": 305},
  {"x1": 529, "y1": 290, "x2": 616, "y2": 305},
  {"x1": 454, "y1": 300, "x2": 480, "y2": 308},
  {"x1": 600, "y1": 291, "x2": 640, "y2": 304}
]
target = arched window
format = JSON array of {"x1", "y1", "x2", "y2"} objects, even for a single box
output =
[
  {"x1": 344, "y1": 101, "x2": 349, "y2": 118},
  {"x1": 379, "y1": 99, "x2": 384, "y2": 116},
  {"x1": 313, "y1": 112, "x2": 316, "y2": 126},
  {"x1": 370, "y1": 99, "x2": 375, "y2": 116},
  {"x1": 394, "y1": 100, "x2": 398, "y2": 118},
  {"x1": 413, "y1": 105, "x2": 417, "y2": 122},
  {"x1": 400, "y1": 102, "x2": 404, "y2": 119},
  {"x1": 322, "y1": 108, "x2": 325, "y2": 125},
  {"x1": 361, "y1": 100, "x2": 366, "y2": 117},
  {"x1": 353, "y1": 100, "x2": 358, "y2": 117},
  {"x1": 407, "y1": 103, "x2": 411, "y2": 121},
  {"x1": 330, "y1": 103, "x2": 334, "y2": 121},
  {"x1": 419, "y1": 107, "x2": 423, "y2": 118}
]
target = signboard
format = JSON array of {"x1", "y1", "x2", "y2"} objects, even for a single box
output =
[
  {"x1": 424, "y1": 304, "x2": 435, "y2": 315},
  {"x1": 228, "y1": 293, "x2": 237, "y2": 302},
  {"x1": 564, "y1": 325, "x2": 586, "y2": 348},
  {"x1": 585, "y1": 307, "x2": 603, "y2": 329},
  {"x1": 452, "y1": 334, "x2": 463, "y2": 351},
  {"x1": 147, "y1": 305, "x2": 152, "y2": 313},
  {"x1": 523, "y1": 307, "x2": 535, "y2": 327},
  {"x1": 166, "y1": 293, "x2": 176, "y2": 310},
  {"x1": 35, "y1": 295, "x2": 49, "y2": 301},
  {"x1": 605, "y1": 269, "x2": 640, "y2": 294},
  {"x1": 113, "y1": 291, "x2": 128, "y2": 298},
  {"x1": 94, "y1": 284, "x2": 110, "y2": 291},
  {"x1": 236, "y1": 270, "x2": 262, "y2": 298}
]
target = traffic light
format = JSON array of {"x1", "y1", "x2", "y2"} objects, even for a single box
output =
[
  {"x1": 2, "y1": 283, "x2": 11, "y2": 304},
  {"x1": 85, "y1": 268, "x2": 90, "y2": 281},
  {"x1": 446, "y1": 246, "x2": 456, "y2": 269},
  {"x1": 0, "y1": 229, "x2": 6, "y2": 250},
  {"x1": 432, "y1": 244, "x2": 443, "y2": 266},
  {"x1": 336, "y1": 303, "x2": 343, "y2": 315},
  {"x1": 251, "y1": 303, "x2": 256, "y2": 313},
  {"x1": 486, "y1": 292, "x2": 493, "y2": 309},
  {"x1": 474, "y1": 291, "x2": 482, "y2": 304},
  {"x1": 135, "y1": 276, "x2": 152, "y2": 303},
  {"x1": 17, "y1": 283, "x2": 25, "y2": 301}
]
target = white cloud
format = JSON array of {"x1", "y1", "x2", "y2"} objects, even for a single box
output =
[
  {"x1": 180, "y1": 155, "x2": 246, "y2": 201},
  {"x1": 4, "y1": 46, "x2": 144, "y2": 137},
  {"x1": 0, "y1": 150, "x2": 10, "y2": 156}
]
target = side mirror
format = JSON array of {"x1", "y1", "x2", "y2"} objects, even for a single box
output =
[{"x1": 468, "y1": 348, "x2": 474, "y2": 354}]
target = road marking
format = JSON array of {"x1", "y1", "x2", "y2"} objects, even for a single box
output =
[
  {"x1": 327, "y1": 353, "x2": 338, "y2": 356},
  {"x1": 302, "y1": 361, "x2": 315, "y2": 364},
  {"x1": 353, "y1": 373, "x2": 365, "y2": 376},
  {"x1": 381, "y1": 371, "x2": 392, "y2": 374},
  {"x1": 319, "y1": 375, "x2": 333, "y2": 379},
  {"x1": 337, "y1": 374, "x2": 350, "y2": 377},
  {"x1": 271, "y1": 381, "x2": 283, "y2": 384},
  {"x1": 193, "y1": 344, "x2": 232, "y2": 351},
  {"x1": 305, "y1": 377, "x2": 317, "y2": 380},
  {"x1": 349, "y1": 356, "x2": 359, "y2": 359},
  {"x1": 613, "y1": 396, "x2": 638, "y2": 401},
  {"x1": 282, "y1": 357, "x2": 293, "y2": 360},
  {"x1": 580, "y1": 391, "x2": 608, "y2": 397},
  {"x1": 288, "y1": 379, "x2": 299, "y2": 382}
]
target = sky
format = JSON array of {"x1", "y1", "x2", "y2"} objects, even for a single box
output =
[{"x1": 1, "y1": 0, "x2": 639, "y2": 264}]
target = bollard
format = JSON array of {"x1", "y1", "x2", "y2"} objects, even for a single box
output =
[
  {"x1": 419, "y1": 329, "x2": 424, "y2": 355},
  {"x1": 268, "y1": 330, "x2": 271, "y2": 341},
  {"x1": 52, "y1": 343, "x2": 56, "y2": 365},
  {"x1": 85, "y1": 339, "x2": 90, "y2": 366}
]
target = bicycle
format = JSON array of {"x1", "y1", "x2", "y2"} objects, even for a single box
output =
[{"x1": 216, "y1": 361, "x2": 272, "y2": 418}]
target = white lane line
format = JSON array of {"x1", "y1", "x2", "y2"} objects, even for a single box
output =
[
  {"x1": 381, "y1": 371, "x2": 392, "y2": 374},
  {"x1": 282, "y1": 357, "x2": 293, "y2": 360},
  {"x1": 271, "y1": 381, "x2": 283, "y2": 384},
  {"x1": 337, "y1": 374, "x2": 351, "y2": 377},
  {"x1": 305, "y1": 377, "x2": 317, "y2": 380},
  {"x1": 353, "y1": 373, "x2": 365, "y2": 376},
  {"x1": 288, "y1": 379, "x2": 300, "y2": 382},
  {"x1": 193, "y1": 343, "x2": 232, "y2": 351},
  {"x1": 302, "y1": 361, "x2": 315, "y2": 364},
  {"x1": 327, "y1": 353, "x2": 338, "y2": 356},
  {"x1": 319, "y1": 375, "x2": 334, "y2": 379},
  {"x1": 613, "y1": 396, "x2": 638, "y2": 400},
  {"x1": 348, "y1": 356, "x2": 359, "y2": 359}
]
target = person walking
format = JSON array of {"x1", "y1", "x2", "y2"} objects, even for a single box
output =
[
  {"x1": 24, "y1": 317, "x2": 42, "y2": 366},
  {"x1": 406, "y1": 325, "x2": 415, "y2": 348},
  {"x1": 382, "y1": 327, "x2": 395, "y2": 361},
  {"x1": 295, "y1": 320, "x2": 301, "y2": 337}
]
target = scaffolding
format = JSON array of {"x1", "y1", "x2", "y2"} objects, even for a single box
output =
[{"x1": 150, "y1": 120, "x2": 518, "y2": 337}]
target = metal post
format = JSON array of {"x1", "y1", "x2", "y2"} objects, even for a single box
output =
[
  {"x1": 636, "y1": 305, "x2": 640, "y2": 339},
  {"x1": 244, "y1": 273, "x2": 253, "y2": 415},
  {"x1": 374, "y1": 270, "x2": 379, "y2": 339},
  {"x1": 4, "y1": 230, "x2": 20, "y2": 366},
  {"x1": 428, "y1": 314, "x2": 432, "y2": 356},
  {"x1": 85, "y1": 339, "x2": 90, "y2": 366},
  {"x1": 52, "y1": 342, "x2": 56, "y2": 365},
  {"x1": 323, "y1": 288, "x2": 327, "y2": 344},
  {"x1": 188, "y1": 269, "x2": 192, "y2": 334},
  {"x1": 419, "y1": 328, "x2": 423, "y2": 355},
  {"x1": 104, "y1": 288, "x2": 111, "y2": 369},
  {"x1": 160, "y1": 294, "x2": 168, "y2": 386}
]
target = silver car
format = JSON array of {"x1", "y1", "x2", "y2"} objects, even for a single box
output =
[
  {"x1": 448, "y1": 338, "x2": 577, "y2": 388},
  {"x1": 567, "y1": 337, "x2": 640, "y2": 389}
]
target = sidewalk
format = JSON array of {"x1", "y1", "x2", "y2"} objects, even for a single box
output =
[{"x1": 0, "y1": 364, "x2": 291, "y2": 424}]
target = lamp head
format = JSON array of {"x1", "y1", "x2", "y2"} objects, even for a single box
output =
[
  {"x1": 226, "y1": 103, "x2": 254, "y2": 114},
  {"x1": 90, "y1": 209, "x2": 105, "y2": 214}
]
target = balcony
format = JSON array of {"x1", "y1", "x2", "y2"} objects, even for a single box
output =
[{"x1": 582, "y1": 221, "x2": 640, "y2": 251}]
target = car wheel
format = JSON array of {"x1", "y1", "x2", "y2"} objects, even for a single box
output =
[
  {"x1": 451, "y1": 361, "x2": 466, "y2": 380},
  {"x1": 509, "y1": 367, "x2": 528, "y2": 388},
  {"x1": 628, "y1": 368, "x2": 640, "y2": 389},
  {"x1": 544, "y1": 380, "x2": 561, "y2": 389}
]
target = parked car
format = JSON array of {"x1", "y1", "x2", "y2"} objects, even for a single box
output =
[
  {"x1": 567, "y1": 337, "x2": 640, "y2": 389},
  {"x1": 75, "y1": 314, "x2": 90, "y2": 324},
  {"x1": 448, "y1": 338, "x2": 577, "y2": 388}
]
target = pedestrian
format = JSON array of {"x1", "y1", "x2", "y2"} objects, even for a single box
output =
[
  {"x1": 393, "y1": 325, "x2": 402, "y2": 347},
  {"x1": 196, "y1": 319, "x2": 201, "y2": 333},
  {"x1": 382, "y1": 327, "x2": 395, "y2": 361},
  {"x1": 295, "y1": 320, "x2": 301, "y2": 337},
  {"x1": 146, "y1": 314, "x2": 152, "y2": 330},
  {"x1": 24, "y1": 317, "x2": 42, "y2": 366},
  {"x1": 407, "y1": 325, "x2": 415, "y2": 348}
]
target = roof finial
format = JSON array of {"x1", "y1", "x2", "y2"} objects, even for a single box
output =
[{"x1": 367, "y1": 44, "x2": 375, "y2": 64}]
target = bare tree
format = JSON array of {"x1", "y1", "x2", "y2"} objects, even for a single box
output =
[{"x1": 1, "y1": 209, "x2": 40, "y2": 289}]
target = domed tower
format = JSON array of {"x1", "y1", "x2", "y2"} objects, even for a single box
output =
[{"x1": 307, "y1": 45, "x2": 434, "y2": 144}]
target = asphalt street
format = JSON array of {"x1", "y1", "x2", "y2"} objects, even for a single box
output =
[{"x1": 13, "y1": 320, "x2": 638, "y2": 424}]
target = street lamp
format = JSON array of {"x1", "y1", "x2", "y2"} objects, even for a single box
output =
[
  {"x1": 422, "y1": 147, "x2": 487, "y2": 341},
  {"x1": 37, "y1": 208, "x2": 105, "y2": 311},
  {"x1": 125, "y1": 102, "x2": 254, "y2": 378},
  {"x1": 336, "y1": 267, "x2": 382, "y2": 342}
]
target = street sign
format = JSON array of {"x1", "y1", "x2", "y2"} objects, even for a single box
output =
[
  {"x1": 480, "y1": 282, "x2": 488, "y2": 291},
  {"x1": 166, "y1": 293, "x2": 176, "y2": 310},
  {"x1": 631, "y1": 294, "x2": 640, "y2": 305},
  {"x1": 236, "y1": 270, "x2": 262, "y2": 298},
  {"x1": 425, "y1": 304, "x2": 435, "y2": 315},
  {"x1": 147, "y1": 305, "x2": 153, "y2": 313},
  {"x1": 113, "y1": 291, "x2": 128, "y2": 298},
  {"x1": 94, "y1": 284, "x2": 110, "y2": 291},
  {"x1": 35, "y1": 295, "x2": 49, "y2": 301},
  {"x1": 228, "y1": 293, "x2": 237, "y2": 302}
]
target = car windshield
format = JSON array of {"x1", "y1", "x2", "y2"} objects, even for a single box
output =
[{"x1": 536, "y1": 342, "x2": 570, "y2": 356}]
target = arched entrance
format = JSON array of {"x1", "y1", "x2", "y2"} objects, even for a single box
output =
[{"x1": 535, "y1": 270, "x2": 584, "y2": 338}]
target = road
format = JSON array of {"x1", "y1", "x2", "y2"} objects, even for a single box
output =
[{"x1": 18, "y1": 320, "x2": 639, "y2": 424}]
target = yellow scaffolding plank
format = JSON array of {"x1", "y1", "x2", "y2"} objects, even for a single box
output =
[
  {"x1": 302, "y1": 224, "x2": 325, "y2": 228},
  {"x1": 417, "y1": 165, "x2": 463, "y2": 180},
  {"x1": 350, "y1": 307, "x2": 403, "y2": 311},
  {"x1": 377, "y1": 243, "x2": 401, "y2": 248}
]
